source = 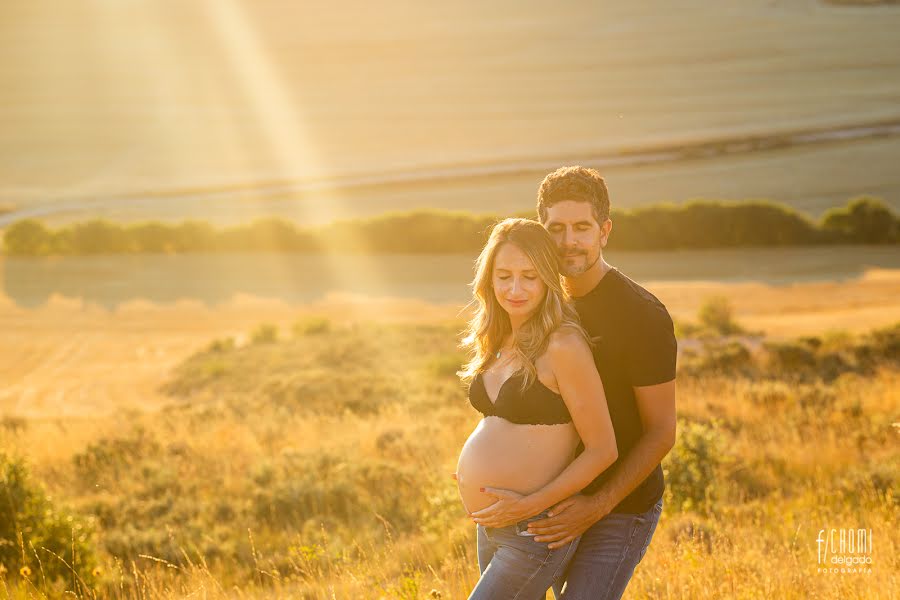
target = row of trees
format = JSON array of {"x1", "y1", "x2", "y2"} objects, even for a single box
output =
[{"x1": 3, "y1": 197, "x2": 897, "y2": 256}]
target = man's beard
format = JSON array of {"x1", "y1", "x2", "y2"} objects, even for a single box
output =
[{"x1": 560, "y1": 250, "x2": 599, "y2": 277}]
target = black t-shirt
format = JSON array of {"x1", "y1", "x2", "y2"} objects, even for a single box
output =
[{"x1": 573, "y1": 267, "x2": 677, "y2": 513}]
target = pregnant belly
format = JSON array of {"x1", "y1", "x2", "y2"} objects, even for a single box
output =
[{"x1": 456, "y1": 417, "x2": 580, "y2": 514}]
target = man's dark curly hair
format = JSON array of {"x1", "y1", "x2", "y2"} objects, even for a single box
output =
[{"x1": 536, "y1": 166, "x2": 610, "y2": 224}]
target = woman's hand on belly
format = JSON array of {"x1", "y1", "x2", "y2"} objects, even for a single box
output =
[
  {"x1": 468, "y1": 487, "x2": 539, "y2": 529},
  {"x1": 455, "y1": 417, "x2": 580, "y2": 515}
]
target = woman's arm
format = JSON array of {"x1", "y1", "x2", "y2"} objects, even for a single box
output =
[{"x1": 518, "y1": 327, "x2": 618, "y2": 515}]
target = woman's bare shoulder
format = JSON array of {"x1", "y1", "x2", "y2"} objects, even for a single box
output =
[{"x1": 547, "y1": 325, "x2": 590, "y2": 359}]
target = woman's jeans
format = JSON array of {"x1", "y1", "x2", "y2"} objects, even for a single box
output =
[{"x1": 468, "y1": 510, "x2": 580, "y2": 600}]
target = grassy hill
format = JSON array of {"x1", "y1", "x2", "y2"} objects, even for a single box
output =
[{"x1": 1, "y1": 313, "x2": 897, "y2": 597}]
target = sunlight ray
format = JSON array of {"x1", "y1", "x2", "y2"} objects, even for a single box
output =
[{"x1": 201, "y1": 0, "x2": 386, "y2": 297}]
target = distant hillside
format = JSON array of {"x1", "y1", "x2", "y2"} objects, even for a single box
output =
[{"x1": 3, "y1": 1, "x2": 900, "y2": 223}]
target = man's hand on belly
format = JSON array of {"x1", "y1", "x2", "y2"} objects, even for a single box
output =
[{"x1": 526, "y1": 493, "x2": 611, "y2": 550}]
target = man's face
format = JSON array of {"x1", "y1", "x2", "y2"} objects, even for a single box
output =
[{"x1": 542, "y1": 200, "x2": 610, "y2": 278}]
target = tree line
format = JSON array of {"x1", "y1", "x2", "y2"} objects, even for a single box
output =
[{"x1": 3, "y1": 196, "x2": 897, "y2": 256}]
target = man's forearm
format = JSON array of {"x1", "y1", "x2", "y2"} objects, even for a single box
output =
[
  {"x1": 589, "y1": 431, "x2": 673, "y2": 511},
  {"x1": 525, "y1": 446, "x2": 618, "y2": 515}
]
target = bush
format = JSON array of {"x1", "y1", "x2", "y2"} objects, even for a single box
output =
[
  {"x1": 821, "y1": 196, "x2": 900, "y2": 243},
  {"x1": 67, "y1": 220, "x2": 131, "y2": 254},
  {"x1": 251, "y1": 323, "x2": 279, "y2": 344},
  {"x1": 293, "y1": 317, "x2": 331, "y2": 336},
  {"x1": 73, "y1": 426, "x2": 162, "y2": 488},
  {"x1": 206, "y1": 337, "x2": 235, "y2": 353},
  {"x1": 681, "y1": 340, "x2": 753, "y2": 375},
  {"x1": 697, "y1": 296, "x2": 743, "y2": 335},
  {"x1": 3, "y1": 197, "x2": 897, "y2": 256},
  {"x1": 0, "y1": 452, "x2": 98, "y2": 591},
  {"x1": 663, "y1": 420, "x2": 726, "y2": 515},
  {"x1": 609, "y1": 199, "x2": 822, "y2": 249},
  {"x1": 865, "y1": 322, "x2": 900, "y2": 363},
  {"x1": 677, "y1": 323, "x2": 899, "y2": 381},
  {"x1": 3, "y1": 219, "x2": 53, "y2": 255},
  {"x1": 251, "y1": 452, "x2": 422, "y2": 533},
  {"x1": 71, "y1": 430, "x2": 224, "y2": 565},
  {"x1": 765, "y1": 340, "x2": 818, "y2": 374}
]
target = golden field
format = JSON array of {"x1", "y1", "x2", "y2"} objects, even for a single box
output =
[
  {"x1": 0, "y1": 269, "x2": 898, "y2": 599},
  {"x1": 3, "y1": 0, "x2": 899, "y2": 596},
  {"x1": 2, "y1": 267, "x2": 898, "y2": 420}
]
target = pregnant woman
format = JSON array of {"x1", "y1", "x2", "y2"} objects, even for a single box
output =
[{"x1": 456, "y1": 218, "x2": 618, "y2": 599}]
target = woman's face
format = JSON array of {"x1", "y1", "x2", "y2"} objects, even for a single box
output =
[{"x1": 491, "y1": 242, "x2": 547, "y2": 319}]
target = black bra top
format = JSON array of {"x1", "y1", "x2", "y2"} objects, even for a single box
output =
[{"x1": 467, "y1": 372, "x2": 572, "y2": 425}]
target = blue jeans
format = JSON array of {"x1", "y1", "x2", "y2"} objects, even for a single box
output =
[
  {"x1": 469, "y1": 510, "x2": 581, "y2": 600},
  {"x1": 551, "y1": 498, "x2": 663, "y2": 600}
]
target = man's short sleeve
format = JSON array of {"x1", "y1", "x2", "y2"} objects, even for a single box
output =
[{"x1": 625, "y1": 303, "x2": 677, "y2": 387}]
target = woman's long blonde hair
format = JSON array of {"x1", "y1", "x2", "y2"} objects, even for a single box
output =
[{"x1": 459, "y1": 218, "x2": 590, "y2": 389}]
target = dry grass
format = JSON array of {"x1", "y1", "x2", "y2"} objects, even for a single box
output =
[
  {"x1": 0, "y1": 275, "x2": 897, "y2": 599},
  {"x1": 3, "y1": 368, "x2": 896, "y2": 598},
  {"x1": 650, "y1": 269, "x2": 900, "y2": 338},
  {"x1": 2, "y1": 271, "x2": 898, "y2": 421}
]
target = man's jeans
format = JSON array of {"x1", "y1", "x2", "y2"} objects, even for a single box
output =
[
  {"x1": 469, "y1": 510, "x2": 580, "y2": 600},
  {"x1": 551, "y1": 498, "x2": 663, "y2": 600}
]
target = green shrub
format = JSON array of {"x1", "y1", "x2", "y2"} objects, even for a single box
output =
[
  {"x1": 3, "y1": 197, "x2": 897, "y2": 256},
  {"x1": 765, "y1": 340, "x2": 818, "y2": 374},
  {"x1": 67, "y1": 220, "x2": 131, "y2": 254},
  {"x1": 3, "y1": 219, "x2": 53, "y2": 255},
  {"x1": 821, "y1": 196, "x2": 900, "y2": 243},
  {"x1": 73, "y1": 426, "x2": 162, "y2": 488},
  {"x1": 816, "y1": 351, "x2": 852, "y2": 381},
  {"x1": 261, "y1": 371, "x2": 403, "y2": 415},
  {"x1": 251, "y1": 323, "x2": 279, "y2": 344},
  {"x1": 682, "y1": 340, "x2": 753, "y2": 375},
  {"x1": 418, "y1": 480, "x2": 470, "y2": 553},
  {"x1": 609, "y1": 199, "x2": 822, "y2": 250},
  {"x1": 252, "y1": 452, "x2": 422, "y2": 533},
  {"x1": 865, "y1": 322, "x2": 900, "y2": 363},
  {"x1": 663, "y1": 420, "x2": 726, "y2": 515},
  {"x1": 677, "y1": 322, "x2": 899, "y2": 382},
  {"x1": 71, "y1": 430, "x2": 225, "y2": 565},
  {"x1": 697, "y1": 296, "x2": 743, "y2": 335},
  {"x1": 0, "y1": 452, "x2": 98, "y2": 590},
  {"x1": 206, "y1": 337, "x2": 235, "y2": 353},
  {"x1": 160, "y1": 351, "x2": 237, "y2": 397},
  {"x1": 293, "y1": 317, "x2": 332, "y2": 336}
]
